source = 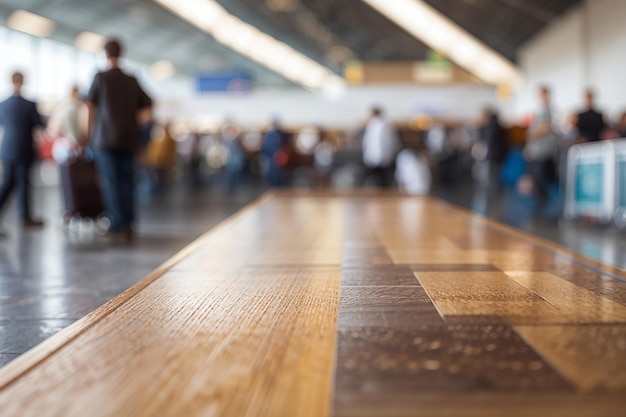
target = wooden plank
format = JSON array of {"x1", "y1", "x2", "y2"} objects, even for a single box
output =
[
  {"x1": 334, "y1": 393, "x2": 626, "y2": 417},
  {"x1": 516, "y1": 325, "x2": 626, "y2": 392},
  {"x1": 506, "y1": 271, "x2": 626, "y2": 323},
  {"x1": 0, "y1": 269, "x2": 341, "y2": 417},
  {"x1": 0, "y1": 193, "x2": 343, "y2": 417},
  {"x1": 415, "y1": 271, "x2": 564, "y2": 322},
  {"x1": 388, "y1": 249, "x2": 493, "y2": 265},
  {"x1": 0, "y1": 192, "x2": 276, "y2": 391}
]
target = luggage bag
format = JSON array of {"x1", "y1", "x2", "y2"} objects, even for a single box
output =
[{"x1": 60, "y1": 156, "x2": 104, "y2": 219}]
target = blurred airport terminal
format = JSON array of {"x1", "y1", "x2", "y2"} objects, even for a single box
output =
[{"x1": 0, "y1": 1, "x2": 625, "y2": 416}]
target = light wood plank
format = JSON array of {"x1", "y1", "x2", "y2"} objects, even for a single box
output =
[
  {"x1": 415, "y1": 271, "x2": 565, "y2": 322},
  {"x1": 0, "y1": 192, "x2": 276, "y2": 391},
  {"x1": 516, "y1": 325, "x2": 626, "y2": 392},
  {"x1": 0, "y1": 267, "x2": 342, "y2": 417},
  {"x1": 506, "y1": 271, "x2": 626, "y2": 323}
]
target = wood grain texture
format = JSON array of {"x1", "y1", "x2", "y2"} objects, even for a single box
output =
[
  {"x1": 415, "y1": 271, "x2": 563, "y2": 323},
  {"x1": 0, "y1": 193, "x2": 276, "y2": 391},
  {"x1": 330, "y1": 194, "x2": 626, "y2": 415},
  {"x1": 1, "y1": 193, "x2": 626, "y2": 417},
  {"x1": 516, "y1": 325, "x2": 626, "y2": 392},
  {"x1": 0, "y1": 194, "x2": 343, "y2": 417},
  {"x1": 506, "y1": 271, "x2": 626, "y2": 323}
]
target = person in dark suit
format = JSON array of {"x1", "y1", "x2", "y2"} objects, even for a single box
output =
[
  {"x1": 0, "y1": 72, "x2": 46, "y2": 232},
  {"x1": 576, "y1": 89, "x2": 606, "y2": 142}
]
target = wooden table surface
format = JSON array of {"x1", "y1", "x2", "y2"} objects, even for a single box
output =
[{"x1": 1, "y1": 192, "x2": 625, "y2": 417}]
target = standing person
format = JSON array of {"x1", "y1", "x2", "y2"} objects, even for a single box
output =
[
  {"x1": 362, "y1": 107, "x2": 400, "y2": 187},
  {"x1": 615, "y1": 112, "x2": 626, "y2": 138},
  {"x1": 85, "y1": 38, "x2": 152, "y2": 241},
  {"x1": 0, "y1": 72, "x2": 46, "y2": 234},
  {"x1": 48, "y1": 86, "x2": 82, "y2": 148},
  {"x1": 524, "y1": 86, "x2": 558, "y2": 215},
  {"x1": 576, "y1": 89, "x2": 606, "y2": 142},
  {"x1": 478, "y1": 107, "x2": 507, "y2": 189},
  {"x1": 223, "y1": 124, "x2": 247, "y2": 193},
  {"x1": 261, "y1": 119, "x2": 287, "y2": 187}
]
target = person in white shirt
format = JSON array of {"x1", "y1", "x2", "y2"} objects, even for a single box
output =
[
  {"x1": 49, "y1": 86, "x2": 82, "y2": 146},
  {"x1": 48, "y1": 86, "x2": 84, "y2": 164},
  {"x1": 362, "y1": 107, "x2": 400, "y2": 187},
  {"x1": 396, "y1": 148, "x2": 431, "y2": 195}
]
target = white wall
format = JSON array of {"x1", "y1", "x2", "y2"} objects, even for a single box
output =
[
  {"x1": 153, "y1": 84, "x2": 498, "y2": 129},
  {"x1": 587, "y1": 0, "x2": 626, "y2": 121},
  {"x1": 514, "y1": 0, "x2": 626, "y2": 122}
]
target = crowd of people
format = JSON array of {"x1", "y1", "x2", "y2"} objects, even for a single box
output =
[
  {"x1": 0, "y1": 35, "x2": 624, "y2": 240},
  {"x1": 475, "y1": 86, "x2": 624, "y2": 218}
]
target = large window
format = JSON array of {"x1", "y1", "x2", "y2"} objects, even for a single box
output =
[
  {"x1": 0, "y1": 26, "x2": 135, "y2": 108},
  {"x1": 0, "y1": 25, "x2": 162, "y2": 114}
]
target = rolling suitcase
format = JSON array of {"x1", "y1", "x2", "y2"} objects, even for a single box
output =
[
  {"x1": 564, "y1": 141, "x2": 616, "y2": 222},
  {"x1": 60, "y1": 156, "x2": 104, "y2": 219}
]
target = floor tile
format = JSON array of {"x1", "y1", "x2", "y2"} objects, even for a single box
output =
[
  {"x1": 0, "y1": 354, "x2": 19, "y2": 368},
  {"x1": 0, "y1": 319, "x2": 76, "y2": 353}
]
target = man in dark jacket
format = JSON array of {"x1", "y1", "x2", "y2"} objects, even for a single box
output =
[
  {"x1": 0, "y1": 72, "x2": 46, "y2": 232},
  {"x1": 85, "y1": 38, "x2": 152, "y2": 240},
  {"x1": 576, "y1": 89, "x2": 606, "y2": 142}
]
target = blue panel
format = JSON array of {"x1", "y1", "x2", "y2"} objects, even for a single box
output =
[
  {"x1": 196, "y1": 72, "x2": 253, "y2": 93},
  {"x1": 575, "y1": 162, "x2": 604, "y2": 206},
  {"x1": 618, "y1": 158, "x2": 626, "y2": 207}
]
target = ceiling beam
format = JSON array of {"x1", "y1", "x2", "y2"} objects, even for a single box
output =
[
  {"x1": 153, "y1": 0, "x2": 347, "y2": 94},
  {"x1": 361, "y1": 0, "x2": 523, "y2": 86}
]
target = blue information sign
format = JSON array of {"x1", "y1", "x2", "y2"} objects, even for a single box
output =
[{"x1": 196, "y1": 71, "x2": 253, "y2": 93}]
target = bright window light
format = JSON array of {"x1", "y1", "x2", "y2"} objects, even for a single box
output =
[
  {"x1": 153, "y1": 0, "x2": 346, "y2": 92},
  {"x1": 7, "y1": 10, "x2": 56, "y2": 38},
  {"x1": 361, "y1": 0, "x2": 522, "y2": 86},
  {"x1": 151, "y1": 60, "x2": 176, "y2": 80},
  {"x1": 74, "y1": 31, "x2": 105, "y2": 53}
]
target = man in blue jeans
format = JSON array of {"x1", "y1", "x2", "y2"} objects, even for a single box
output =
[
  {"x1": 0, "y1": 72, "x2": 46, "y2": 236},
  {"x1": 85, "y1": 38, "x2": 152, "y2": 241}
]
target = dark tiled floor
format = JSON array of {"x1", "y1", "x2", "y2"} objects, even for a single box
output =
[
  {"x1": 0, "y1": 184, "x2": 260, "y2": 365},
  {"x1": 0, "y1": 354, "x2": 19, "y2": 367},
  {"x1": 0, "y1": 319, "x2": 75, "y2": 353}
]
